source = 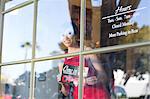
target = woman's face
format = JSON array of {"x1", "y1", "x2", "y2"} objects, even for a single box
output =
[{"x1": 61, "y1": 31, "x2": 76, "y2": 47}]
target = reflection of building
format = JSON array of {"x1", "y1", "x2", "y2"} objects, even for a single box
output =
[
  {"x1": 15, "y1": 71, "x2": 30, "y2": 99},
  {"x1": 14, "y1": 69, "x2": 59, "y2": 99},
  {"x1": 35, "y1": 68, "x2": 58, "y2": 99},
  {"x1": 68, "y1": 0, "x2": 100, "y2": 47}
]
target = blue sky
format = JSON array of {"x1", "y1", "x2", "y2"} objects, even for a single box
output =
[{"x1": 131, "y1": 0, "x2": 150, "y2": 27}]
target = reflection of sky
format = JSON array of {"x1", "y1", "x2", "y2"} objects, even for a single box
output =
[
  {"x1": 3, "y1": 0, "x2": 70, "y2": 79},
  {"x1": 36, "y1": 0, "x2": 71, "y2": 57},
  {"x1": 2, "y1": 64, "x2": 31, "y2": 80},
  {"x1": 3, "y1": 4, "x2": 33, "y2": 62},
  {"x1": 5, "y1": 0, "x2": 27, "y2": 10},
  {"x1": 130, "y1": 0, "x2": 150, "y2": 27}
]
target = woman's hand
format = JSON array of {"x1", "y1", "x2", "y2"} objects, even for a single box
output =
[
  {"x1": 57, "y1": 74, "x2": 62, "y2": 82},
  {"x1": 57, "y1": 74, "x2": 68, "y2": 96},
  {"x1": 85, "y1": 76, "x2": 97, "y2": 85},
  {"x1": 58, "y1": 82, "x2": 68, "y2": 96}
]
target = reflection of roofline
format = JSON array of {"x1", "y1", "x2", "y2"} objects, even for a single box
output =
[{"x1": 5, "y1": 0, "x2": 12, "y2": 3}]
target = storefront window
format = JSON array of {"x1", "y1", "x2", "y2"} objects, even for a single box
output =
[
  {"x1": 2, "y1": 4, "x2": 33, "y2": 62},
  {"x1": 34, "y1": 59, "x2": 63, "y2": 99},
  {"x1": 98, "y1": 46, "x2": 150, "y2": 98},
  {"x1": 1, "y1": 64, "x2": 31, "y2": 99},
  {"x1": 83, "y1": 0, "x2": 150, "y2": 49},
  {"x1": 58, "y1": 45, "x2": 150, "y2": 99},
  {"x1": 0, "y1": 0, "x2": 150, "y2": 99},
  {"x1": 35, "y1": 60, "x2": 61, "y2": 99}
]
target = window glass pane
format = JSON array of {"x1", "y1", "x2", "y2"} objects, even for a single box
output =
[
  {"x1": 36, "y1": 0, "x2": 80, "y2": 58},
  {"x1": 82, "y1": 0, "x2": 150, "y2": 49},
  {"x1": 34, "y1": 59, "x2": 63, "y2": 99},
  {"x1": 34, "y1": 46, "x2": 150, "y2": 99},
  {"x1": 1, "y1": 64, "x2": 31, "y2": 99},
  {"x1": 5, "y1": 0, "x2": 29, "y2": 10},
  {"x1": 2, "y1": 4, "x2": 33, "y2": 62},
  {"x1": 80, "y1": 54, "x2": 110, "y2": 99},
  {"x1": 81, "y1": 46, "x2": 150, "y2": 98}
]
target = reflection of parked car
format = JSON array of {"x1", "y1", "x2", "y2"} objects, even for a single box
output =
[
  {"x1": 124, "y1": 73, "x2": 150, "y2": 98},
  {"x1": 114, "y1": 85, "x2": 127, "y2": 99},
  {"x1": 114, "y1": 70, "x2": 150, "y2": 98}
]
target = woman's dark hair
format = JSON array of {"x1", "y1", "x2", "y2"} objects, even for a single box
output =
[{"x1": 72, "y1": 21, "x2": 80, "y2": 40}]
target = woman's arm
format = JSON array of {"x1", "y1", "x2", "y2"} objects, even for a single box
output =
[
  {"x1": 85, "y1": 47, "x2": 108, "y2": 84},
  {"x1": 58, "y1": 62, "x2": 63, "y2": 75},
  {"x1": 57, "y1": 62, "x2": 68, "y2": 96}
]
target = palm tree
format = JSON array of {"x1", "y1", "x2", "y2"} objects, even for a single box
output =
[
  {"x1": 20, "y1": 42, "x2": 32, "y2": 98},
  {"x1": 21, "y1": 42, "x2": 32, "y2": 60}
]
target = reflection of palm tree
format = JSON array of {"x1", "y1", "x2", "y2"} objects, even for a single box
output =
[
  {"x1": 21, "y1": 42, "x2": 32, "y2": 79},
  {"x1": 20, "y1": 41, "x2": 40, "y2": 73},
  {"x1": 20, "y1": 42, "x2": 32, "y2": 98},
  {"x1": 20, "y1": 42, "x2": 40, "y2": 98},
  {"x1": 21, "y1": 42, "x2": 32, "y2": 60}
]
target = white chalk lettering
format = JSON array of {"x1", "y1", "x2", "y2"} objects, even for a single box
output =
[
  {"x1": 107, "y1": 18, "x2": 114, "y2": 23},
  {"x1": 63, "y1": 65, "x2": 78, "y2": 76},
  {"x1": 116, "y1": 31, "x2": 128, "y2": 37},
  {"x1": 128, "y1": 29, "x2": 139, "y2": 34},
  {"x1": 115, "y1": 16, "x2": 123, "y2": 21},
  {"x1": 109, "y1": 33, "x2": 117, "y2": 38},
  {"x1": 115, "y1": 5, "x2": 132, "y2": 14},
  {"x1": 112, "y1": 21, "x2": 133, "y2": 29}
]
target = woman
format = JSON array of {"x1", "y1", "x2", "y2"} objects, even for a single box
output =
[{"x1": 57, "y1": 21, "x2": 110, "y2": 99}]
